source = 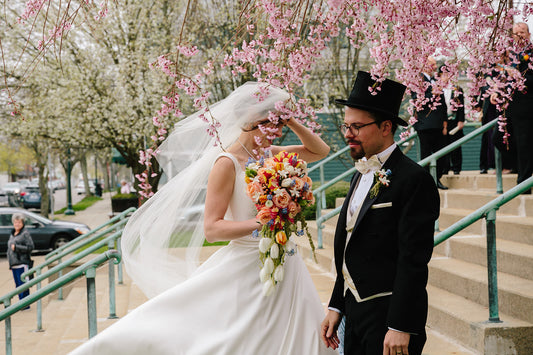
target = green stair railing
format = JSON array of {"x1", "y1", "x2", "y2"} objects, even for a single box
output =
[
  {"x1": 433, "y1": 176, "x2": 533, "y2": 323},
  {"x1": 312, "y1": 133, "x2": 418, "y2": 248},
  {"x1": 19, "y1": 208, "x2": 135, "y2": 333},
  {"x1": 418, "y1": 119, "x2": 500, "y2": 191},
  {"x1": 0, "y1": 250, "x2": 122, "y2": 355},
  {"x1": 1, "y1": 229, "x2": 126, "y2": 334}
]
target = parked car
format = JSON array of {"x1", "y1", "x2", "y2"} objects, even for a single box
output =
[
  {"x1": 75, "y1": 180, "x2": 95, "y2": 195},
  {"x1": 2, "y1": 182, "x2": 22, "y2": 195},
  {"x1": 20, "y1": 184, "x2": 46, "y2": 210},
  {"x1": 0, "y1": 190, "x2": 9, "y2": 207},
  {"x1": 0, "y1": 207, "x2": 90, "y2": 253}
]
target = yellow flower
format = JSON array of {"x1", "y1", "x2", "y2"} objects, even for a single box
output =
[{"x1": 275, "y1": 230, "x2": 287, "y2": 245}]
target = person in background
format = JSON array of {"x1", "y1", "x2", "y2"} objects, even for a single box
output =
[
  {"x1": 438, "y1": 65, "x2": 465, "y2": 175},
  {"x1": 7, "y1": 213, "x2": 34, "y2": 307},
  {"x1": 120, "y1": 180, "x2": 131, "y2": 194},
  {"x1": 412, "y1": 56, "x2": 449, "y2": 189},
  {"x1": 506, "y1": 23, "x2": 533, "y2": 192}
]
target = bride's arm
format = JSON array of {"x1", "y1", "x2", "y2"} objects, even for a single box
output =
[
  {"x1": 271, "y1": 118, "x2": 330, "y2": 163},
  {"x1": 204, "y1": 156, "x2": 259, "y2": 243}
]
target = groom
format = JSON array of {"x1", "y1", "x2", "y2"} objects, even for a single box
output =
[{"x1": 321, "y1": 71, "x2": 440, "y2": 355}]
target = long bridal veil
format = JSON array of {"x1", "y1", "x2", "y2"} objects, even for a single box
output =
[{"x1": 121, "y1": 82, "x2": 290, "y2": 298}]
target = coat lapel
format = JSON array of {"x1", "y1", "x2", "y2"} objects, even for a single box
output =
[{"x1": 348, "y1": 147, "x2": 403, "y2": 240}]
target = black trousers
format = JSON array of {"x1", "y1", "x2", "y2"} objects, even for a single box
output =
[
  {"x1": 417, "y1": 129, "x2": 446, "y2": 179},
  {"x1": 445, "y1": 132, "x2": 463, "y2": 173},
  {"x1": 343, "y1": 292, "x2": 426, "y2": 355},
  {"x1": 512, "y1": 114, "x2": 533, "y2": 187}
]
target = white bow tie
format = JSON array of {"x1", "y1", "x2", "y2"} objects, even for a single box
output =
[{"x1": 354, "y1": 155, "x2": 381, "y2": 175}]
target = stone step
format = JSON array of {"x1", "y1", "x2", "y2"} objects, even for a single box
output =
[
  {"x1": 438, "y1": 208, "x2": 533, "y2": 245},
  {"x1": 307, "y1": 220, "x2": 337, "y2": 250},
  {"x1": 441, "y1": 173, "x2": 519, "y2": 191},
  {"x1": 434, "y1": 235, "x2": 533, "y2": 281},
  {"x1": 429, "y1": 255, "x2": 533, "y2": 324},
  {"x1": 440, "y1": 189, "x2": 533, "y2": 218},
  {"x1": 427, "y1": 284, "x2": 533, "y2": 355}
]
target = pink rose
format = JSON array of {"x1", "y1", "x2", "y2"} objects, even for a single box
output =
[
  {"x1": 292, "y1": 177, "x2": 305, "y2": 190},
  {"x1": 246, "y1": 181, "x2": 263, "y2": 200},
  {"x1": 256, "y1": 207, "x2": 272, "y2": 225},
  {"x1": 287, "y1": 201, "x2": 301, "y2": 217},
  {"x1": 273, "y1": 190, "x2": 291, "y2": 208}
]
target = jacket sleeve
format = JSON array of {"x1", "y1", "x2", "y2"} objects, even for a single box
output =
[
  {"x1": 15, "y1": 231, "x2": 34, "y2": 254},
  {"x1": 386, "y1": 169, "x2": 440, "y2": 334}
]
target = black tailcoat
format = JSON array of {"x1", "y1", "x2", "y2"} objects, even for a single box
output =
[{"x1": 328, "y1": 147, "x2": 440, "y2": 335}]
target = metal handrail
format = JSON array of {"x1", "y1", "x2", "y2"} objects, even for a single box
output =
[
  {"x1": 45, "y1": 207, "x2": 136, "y2": 260},
  {"x1": 1, "y1": 250, "x2": 122, "y2": 355},
  {"x1": 433, "y1": 176, "x2": 533, "y2": 322},
  {"x1": 418, "y1": 119, "x2": 499, "y2": 190},
  {"x1": 312, "y1": 133, "x2": 419, "y2": 248},
  {"x1": 2, "y1": 229, "x2": 124, "y2": 333}
]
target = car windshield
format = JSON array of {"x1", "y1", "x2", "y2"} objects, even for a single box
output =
[{"x1": 25, "y1": 186, "x2": 40, "y2": 192}]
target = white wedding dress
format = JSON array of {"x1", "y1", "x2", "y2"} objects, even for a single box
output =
[{"x1": 70, "y1": 153, "x2": 336, "y2": 355}]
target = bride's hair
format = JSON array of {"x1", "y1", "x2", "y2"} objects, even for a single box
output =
[{"x1": 121, "y1": 82, "x2": 290, "y2": 298}]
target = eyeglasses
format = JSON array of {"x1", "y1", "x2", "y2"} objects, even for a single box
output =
[{"x1": 339, "y1": 121, "x2": 377, "y2": 136}]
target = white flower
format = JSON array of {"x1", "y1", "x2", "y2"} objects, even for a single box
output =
[
  {"x1": 273, "y1": 265, "x2": 284, "y2": 282},
  {"x1": 259, "y1": 238, "x2": 273, "y2": 253},
  {"x1": 263, "y1": 257, "x2": 275, "y2": 274},
  {"x1": 265, "y1": 200, "x2": 274, "y2": 208},
  {"x1": 270, "y1": 243, "x2": 279, "y2": 259},
  {"x1": 281, "y1": 178, "x2": 293, "y2": 188},
  {"x1": 259, "y1": 267, "x2": 270, "y2": 283},
  {"x1": 262, "y1": 279, "x2": 275, "y2": 297}
]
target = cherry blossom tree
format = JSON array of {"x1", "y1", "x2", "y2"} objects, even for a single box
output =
[{"x1": 1, "y1": 0, "x2": 531, "y2": 198}]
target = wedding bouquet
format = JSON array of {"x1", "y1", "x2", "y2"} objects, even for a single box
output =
[{"x1": 245, "y1": 151, "x2": 317, "y2": 296}]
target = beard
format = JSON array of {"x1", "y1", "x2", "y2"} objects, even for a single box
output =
[{"x1": 349, "y1": 141, "x2": 365, "y2": 160}]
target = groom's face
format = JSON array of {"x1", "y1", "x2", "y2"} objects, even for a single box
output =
[{"x1": 343, "y1": 107, "x2": 388, "y2": 160}]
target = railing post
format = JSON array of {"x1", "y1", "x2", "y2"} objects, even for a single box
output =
[
  {"x1": 117, "y1": 237, "x2": 124, "y2": 284},
  {"x1": 36, "y1": 269, "x2": 44, "y2": 332},
  {"x1": 429, "y1": 158, "x2": 440, "y2": 232},
  {"x1": 485, "y1": 209, "x2": 501, "y2": 322},
  {"x1": 5, "y1": 299, "x2": 12, "y2": 355},
  {"x1": 494, "y1": 149, "x2": 503, "y2": 194},
  {"x1": 108, "y1": 242, "x2": 118, "y2": 319},
  {"x1": 320, "y1": 165, "x2": 326, "y2": 210},
  {"x1": 57, "y1": 257, "x2": 63, "y2": 300},
  {"x1": 86, "y1": 267, "x2": 98, "y2": 338}
]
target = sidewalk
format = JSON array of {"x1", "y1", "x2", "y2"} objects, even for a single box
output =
[{"x1": 57, "y1": 191, "x2": 114, "y2": 229}]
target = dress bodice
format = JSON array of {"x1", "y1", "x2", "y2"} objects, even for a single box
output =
[{"x1": 216, "y1": 153, "x2": 258, "y2": 244}]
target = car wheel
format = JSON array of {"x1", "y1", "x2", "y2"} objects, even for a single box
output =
[{"x1": 51, "y1": 235, "x2": 71, "y2": 250}]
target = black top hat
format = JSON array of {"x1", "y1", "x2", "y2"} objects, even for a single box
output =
[{"x1": 335, "y1": 71, "x2": 407, "y2": 126}]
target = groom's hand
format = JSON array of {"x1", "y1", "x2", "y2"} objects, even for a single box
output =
[
  {"x1": 383, "y1": 329, "x2": 410, "y2": 355},
  {"x1": 320, "y1": 310, "x2": 341, "y2": 349}
]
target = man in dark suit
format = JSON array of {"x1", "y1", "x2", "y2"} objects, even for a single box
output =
[
  {"x1": 321, "y1": 71, "x2": 440, "y2": 355},
  {"x1": 412, "y1": 57, "x2": 449, "y2": 189},
  {"x1": 508, "y1": 22, "x2": 533, "y2": 193}
]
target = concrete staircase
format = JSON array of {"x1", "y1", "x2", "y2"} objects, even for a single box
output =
[{"x1": 298, "y1": 172, "x2": 533, "y2": 355}]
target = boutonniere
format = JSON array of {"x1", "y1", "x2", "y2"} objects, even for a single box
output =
[{"x1": 369, "y1": 169, "x2": 392, "y2": 199}]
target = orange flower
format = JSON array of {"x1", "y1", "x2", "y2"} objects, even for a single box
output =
[
  {"x1": 246, "y1": 181, "x2": 263, "y2": 200},
  {"x1": 287, "y1": 201, "x2": 301, "y2": 217},
  {"x1": 292, "y1": 177, "x2": 305, "y2": 190},
  {"x1": 275, "y1": 230, "x2": 287, "y2": 245},
  {"x1": 273, "y1": 190, "x2": 291, "y2": 208},
  {"x1": 256, "y1": 207, "x2": 272, "y2": 225}
]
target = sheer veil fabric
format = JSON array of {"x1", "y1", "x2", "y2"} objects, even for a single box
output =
[{"x1": 121, "y1": 82, "x2": 291, "y2": 298}]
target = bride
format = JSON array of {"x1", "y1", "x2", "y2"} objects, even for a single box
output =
[{"x1": 69, "y1": 82, "x2": 336, "y2": 354}]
